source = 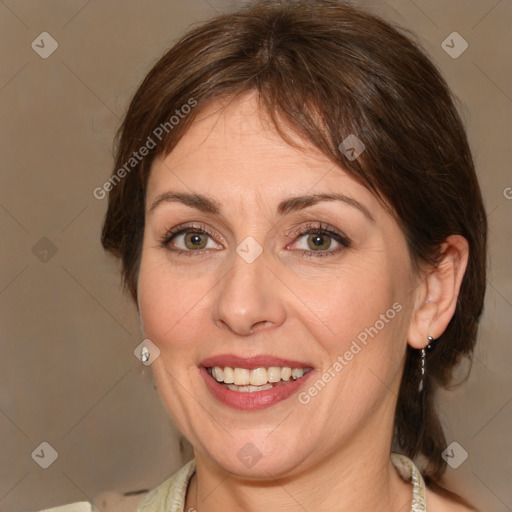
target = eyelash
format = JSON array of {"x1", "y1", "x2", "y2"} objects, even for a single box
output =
[
  {"x1": 159, "y1": 222, "x2": 351, "y2": 258},
  {"x1": 287, "y1": 222, "x2": 351, "y2": 258}
]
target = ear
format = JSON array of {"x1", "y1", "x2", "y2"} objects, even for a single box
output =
[{"x1": 407, "y1": 235, "x2": 469, "y2": 349}]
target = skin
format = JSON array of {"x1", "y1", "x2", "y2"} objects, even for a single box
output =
[{"x1": 137, "y1": 91, "x2": 470, "y2": 512}]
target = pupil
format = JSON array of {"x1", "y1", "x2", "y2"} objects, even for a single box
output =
[
  {"x1": 186, "y1": 232, "x2": 206, "y2": 249},
  {"x1": 308, "y1": 234, "x2": 330, "y2": 250}
]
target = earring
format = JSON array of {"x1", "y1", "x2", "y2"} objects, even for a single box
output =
[
  {"x1": 140, "y1": 345, "x2": 150, "y2": 363},
  {"x1": 419, "y1": 336, "x2": 434, "y2": 392}
]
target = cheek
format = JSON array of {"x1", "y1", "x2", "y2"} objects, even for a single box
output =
[
  {"x1": 291, "y1": 260, "x2": 398, "y2": 342},
  {"x1": 291, "y1": 256, "x2": 411, "y2": 405},
  {"x1": 137, "y1": 252, "x2": 213, "y2": 351}
]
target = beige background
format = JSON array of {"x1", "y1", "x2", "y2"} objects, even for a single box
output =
[{"x1": 0, "y1": 1, "x2": 511, "y2": 511}]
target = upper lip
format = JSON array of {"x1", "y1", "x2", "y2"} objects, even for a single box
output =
[{"x1": 200, "y1": 354, "x2": 313, "y2": 369}]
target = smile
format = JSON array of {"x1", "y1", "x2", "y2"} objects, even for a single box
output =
[
  {"x1": 207, "y1": 366, "x2": 311, "y2": 392},
  {"x1": 200, "y1": 357, "x2": 314, "y2": 410}
]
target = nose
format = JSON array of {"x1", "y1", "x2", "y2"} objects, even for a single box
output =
[{"x1": 211, "y1": 251, "x2": 287, "y2": 336}]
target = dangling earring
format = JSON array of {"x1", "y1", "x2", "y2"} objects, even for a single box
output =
[{"x1": 419, "y1": 335, "x2": 435, "y2": 392}]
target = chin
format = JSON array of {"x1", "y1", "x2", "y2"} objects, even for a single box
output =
[{"x1": 197, "y1": 431, "x2": 314, "y2": 479}]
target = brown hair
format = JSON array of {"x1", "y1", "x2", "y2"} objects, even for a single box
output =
[{"x1": 101, "y1": 0, "x2": 487, "y2": 497}]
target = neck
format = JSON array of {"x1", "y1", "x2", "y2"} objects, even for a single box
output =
[{"x1": 186, "y1": 428, "x2": 413, "y2": 512}]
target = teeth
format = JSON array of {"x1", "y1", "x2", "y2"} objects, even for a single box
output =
[
  {"x1": 281, "y1": 367, "x2": 292, "y2": 381},
  {"x1": 291, "y1": 368, "x2": 304, "y2": 380},
  {"x1": 267, "y1": 367, "x2": 282, "y2": 382},
  {"x1": 223, "y1": 366, "x2": 234, "y2": 384},
  {"x1": 209, "y1": 365, "x2": 307, "y2": 387},
  {"x1": 227, "y1": 383, "x2": 275, "y2": 392},
  {"x1": 233, "y1": 368, "x2": 250, "y2": 386},
  {"x1": 212, "y1": 366, "x2": 224, "y2": 381},
  {"x1": 249, "y1": 367, "x2": 268, "y2": 385},
  {"x1": 250, "y1": 384, "x2": 273, "y2": 392}
]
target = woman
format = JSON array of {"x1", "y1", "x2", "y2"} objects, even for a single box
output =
[{"x1": 47, "y1": 0, "x2": 488, "y2": 510}]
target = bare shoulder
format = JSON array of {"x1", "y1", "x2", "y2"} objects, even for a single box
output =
[{"x1": 426, "y1": 487, "x2": 478, "y2": 512}]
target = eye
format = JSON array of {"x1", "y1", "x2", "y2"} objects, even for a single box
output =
[
  {"x1": 160, "y1": 223, "x2": 223, "y2": 255},
  {"x1": 286, "y1": 222, "x2": 351, "y2": 258},
  {"x1": 159, "y1": 221, "x2": 350, "y2": 258}
]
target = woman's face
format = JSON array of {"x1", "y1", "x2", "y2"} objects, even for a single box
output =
[{"x1": 138, "y1": 92, "x2": 419, "y2": 477}]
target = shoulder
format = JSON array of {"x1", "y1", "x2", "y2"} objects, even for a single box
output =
[
  {"x1": 426, "y1": 488, "x2": 478, "y2": 512},
  {"x1": 92, "y1": 490, "x2": 149, "y2": 512},
  {"x1": 136, "y1": 459, "x2": 196, "y2": 511},
  {"x1": 35, "y1": 490, "x2": 148, "y2": 512},
  {"x1": 37, "y1": 503, "x2": 93, "y2": 512},
  {"x1": 36, "y1": 461, "x2": 195, "y2": 512}
]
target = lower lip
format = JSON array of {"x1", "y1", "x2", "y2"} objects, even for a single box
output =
[{"x1": 200, "y1": 367, "x2": 314, "y2": 410}]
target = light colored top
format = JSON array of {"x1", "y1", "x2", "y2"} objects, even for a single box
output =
[
  {"x1": 38, "y1": 453, "x2": 427, "y2": 512},
  {"x1": 136, "y1": 453, "x2": 427, "y2": 511},
  {"x1": 38, "y1": 504, "x2": 92, "y2": 512}
]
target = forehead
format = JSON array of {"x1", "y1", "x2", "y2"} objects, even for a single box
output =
[
  {"x1": 155, "y1": 94, "x2": 327, "y2": 171},
  {"x1": 146, "y1": 92, "x2": 378, "y2": 216}
]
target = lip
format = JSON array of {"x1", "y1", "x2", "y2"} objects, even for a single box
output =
[
  {"x1": 200, "y1": 354, "x2": 312, "y2": 370},
  {"x1": 200, "y1": 365, "x2": 314, "y2": 411}
]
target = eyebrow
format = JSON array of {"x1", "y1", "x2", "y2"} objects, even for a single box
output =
[{"x1": 148, "y1": 191, "x2": 375, "y2": 223}]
